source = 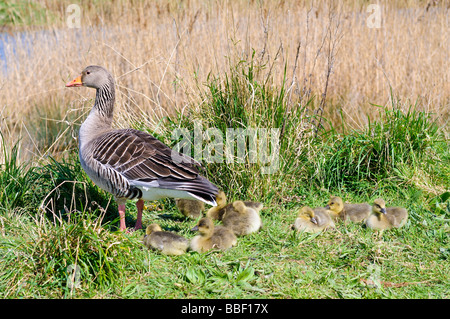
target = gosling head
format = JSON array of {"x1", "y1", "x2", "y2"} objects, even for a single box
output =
[
  {"x1": 373, "y1": 198, "x2": 387, "y2": 215},
  {"x1": 232, "y1": 200, "x2": 246, "y2": 213},
  {"x1": 298, "y1": 206, "x2": 318, "y2": 224},
  {"x1": 66, "y1": 65, "x2": 114, "y2": 90},
  {"x1": 146, "y1": 224, "x2": 162, "y2": 236},
  {"x1": 216, "y1": 191, "x2": 227, "y2": 207},
  {"x1": 191, "y1": 218, "x2": 214, "y2": 235},
  {"x1": 325, "y1": 196, "x2": 344, "y2": 214}
]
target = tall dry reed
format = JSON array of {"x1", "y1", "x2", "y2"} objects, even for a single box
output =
[{"x1": 0, "y1": 0, "x2": 448, "y2": 163}]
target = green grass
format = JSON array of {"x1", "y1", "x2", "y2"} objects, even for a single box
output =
[
  {"x1": 0, "y1": 0, "x2": 52, "y2": 27},
  {"x1": 0, "y1": 56, "x2": 449, "y2": 299}
]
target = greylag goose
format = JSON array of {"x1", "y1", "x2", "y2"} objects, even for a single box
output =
[
  {"x1": 293, "y1": 206, "x2": 335, "y2": 233},
  {"x1": 190, "y1": 217, "x2": 237, "y2": 252},
  {"x1": 325, "y1": 196, "x2": 371, "y2": 222},
  {"x1": 221, "y1": 200, "x2": 262, "y2": 236},
  {"x1": 205, "y1": 190, "x2": 263, "y2": 221},
  {"x1": 143, "y1": 224, "x2": 189, "y2": 255},
  {"x1": 66, "y1": 66, "x2": 218, "y2": 231},
  {"x1": 366, "y1": 198, "x2": 408, "y2": 230}
]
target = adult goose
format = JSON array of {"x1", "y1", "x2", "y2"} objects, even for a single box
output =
[{"x1": 66, "y1": 66, "x2": 218, "y2": 231}]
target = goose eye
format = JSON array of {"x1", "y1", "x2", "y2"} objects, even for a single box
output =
[{"x1": 86, "y1": 71, "x2": 91, "y2": 75}]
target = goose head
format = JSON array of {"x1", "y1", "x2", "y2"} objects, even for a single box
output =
[
  {"x1": 298, "y1": 206, "x2": 317, "y2": 224},
  {"x1": 66, "y1": 65, "x2": 114, "y2": 89},
  {"x1": 191, "y1": 218, "x2": 214, "y2": 236},
  {"x1": 216, "y1": 191, "x2": 227, "y2": 208},
  {"x1": 146, "y1": 224, "x2": 163, "y2": 236},
  {"x1": 232, "y1": 200, "x2": 246, "y2": 213},
  {"x1": 325, "y1": 196, "x2": 344, "y2": 214},
  {"x1": 372, "y1": 198, "x2": 387, "y2": 214}
]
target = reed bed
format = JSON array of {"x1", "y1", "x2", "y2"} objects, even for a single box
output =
[{"x1": 0, "y1": 0, "x2": 448, "y2": 163}]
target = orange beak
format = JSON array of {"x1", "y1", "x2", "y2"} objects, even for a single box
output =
[{"x1": 66, "y1": 75, "x2": 83, "y2": 87}]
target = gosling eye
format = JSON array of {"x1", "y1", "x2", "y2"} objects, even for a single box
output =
[{"x1": 86, "y1": 71, "x2": 91, "y2": 75}]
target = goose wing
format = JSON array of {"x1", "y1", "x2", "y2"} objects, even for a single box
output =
[{"x1": 91, "y1": 128, "x2": 218, "y2": 201}]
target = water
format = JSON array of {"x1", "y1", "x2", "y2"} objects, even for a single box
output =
[{"x1": 0, "y1": 29, "x2": 83, "y2": 75}]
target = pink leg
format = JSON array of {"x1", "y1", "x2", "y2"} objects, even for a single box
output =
[
  {"x1": 135, "y1": 199, "x2": 144, "y2": 230},
  {"x1": 118, "y1": 204, "x2": 127, "y2": 231}
]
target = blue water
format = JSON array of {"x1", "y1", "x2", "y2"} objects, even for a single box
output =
[
  {"x1": 0, "y1": 28, "x2": 106, "y2": 75},
  {"x1": 0, "y1": 32, "x2": 26, "y2": 73},
  {"x1": 0, "y1": 29, "x2": 81, "y2": 75},
  {"x1": 0, "y1": 30, "x2": 46, "y2": 74}
]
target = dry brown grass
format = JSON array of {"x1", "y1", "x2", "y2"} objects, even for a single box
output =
[{"x1": 0, "y1": 0, "x2": 448, "y2": 162}]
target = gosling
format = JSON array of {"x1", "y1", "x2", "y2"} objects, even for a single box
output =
[
  {"x1": 205, "y1": 190, "x2": 228, "y2": 220},
  {"x1": 143, "y1": 224, "x2": 189, "y2": 256},
  {"x1": 366, "y1": 198, "x2": 408, "y2": 230},
  {"x1": 176, "y1": 198, "x2": 205, "y2": 219},
  {"x1": 206, "y1": 190, "x2": 263, "y2": 221},
  {"x1": 222, "y1": 201, "x2": 263, "y2": 236},
  {"x1": 190, "y1": 217, "x2": 237, "y2": 253},
  {"x1": 294, "y1": 206, "x2": 335, "y2": 233},
  {"x1": 326, "y1": 196, "x2": 371, "y2": 222}
]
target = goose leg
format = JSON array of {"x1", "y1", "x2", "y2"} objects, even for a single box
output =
[
  {"x1": 118, "y1": 204, "x2": 127, "y2": 231},
  {"x1": 134, "y1": 199, "x2": 145, "y2": 230}
]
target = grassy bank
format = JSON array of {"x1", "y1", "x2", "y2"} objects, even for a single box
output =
[{"x1": 0, "y1": 52, "x2": 448, "y2": 298}]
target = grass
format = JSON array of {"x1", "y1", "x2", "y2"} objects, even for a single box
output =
[
  {"x1": 0, "y1": 54, "x2": 449, "y2": 298},
  {"x1": 0, "y1": 0, "x2": 51, "y2": 27},
  {"x1": 309, "y1": 99, "x2": 448, "y2": 193},
  {"x1": 0, "y1": 0, "x2": 448, "y2": 299}
]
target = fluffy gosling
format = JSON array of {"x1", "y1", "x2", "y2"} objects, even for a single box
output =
[
  {"x1": 205, "y1": 190, "x2": 228, "y2": 220},
  {"x1": 326, "y1": 196, "x2": 371, "y2": 222},
  {"x1": 143, "y1": 224, "x2": 189, "y2": 256},
  {"x1": 366, "y1": 198, "x2": 408, "y2": 230},
  {"x1": 294, "y1": 206, "x2": 335, "y2": 233},
  {"x1": 190, "y1": 217, "x2": 237, "y2": 253},
  {"x1": 206, "y1": 190, "x2": 263, "y2": 221},
  {"x1": 222, "y1": 200, "x2": 263, "y2": 236},
  {"x1": 176, "y1": 198, "x2": 205, "y2": 219}
]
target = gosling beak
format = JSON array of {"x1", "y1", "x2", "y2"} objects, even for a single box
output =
[
  {"x1": 191, "y1": 225, "x2": 199, "y2": 232},
  {"x1": 325, "y1": 205, "x2": 330, "y2": 209},
  {"x1": 381, "y1": 208, "x2": 387, "y2": 214},
  {"x1": 66, "y1": 75, "x2": 83, "y2": 87},
  {"x1": 311, "y1": 217, "x2": 318, "y2": 225}
]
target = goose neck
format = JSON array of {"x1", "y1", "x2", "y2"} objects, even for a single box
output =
[{"x1": 93, "y1": 81, "x2": 115, "y2": 119}]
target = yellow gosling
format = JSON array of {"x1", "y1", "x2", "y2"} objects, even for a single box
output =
[
  {"x1": 326, "y1": 196, "x2": 371, "y2": 222},
  {"x1": 205, "y1": 190, "x2": 228, "y2": 220},
  {"x1": 366, "y1": 198, "x2": 408, "y2": 230},
  {"x1": 206, "y1": 190, "x2": 263, "y2": 221},
  {"x1": 190, "y1": 217, "x2": 237, "y2": 253},
  {"x1": 221, "y1": 200, "x2": 263, "y2": 236},
  {"x1": 294, "y1": 206, "x2": 335, "y2": 233},
  {"x1": 143, "y1": 224, "x2": 189, "y2": 256},
  {"x1": 175, "y1": 199, "x2": 205, "y2": 219}
]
